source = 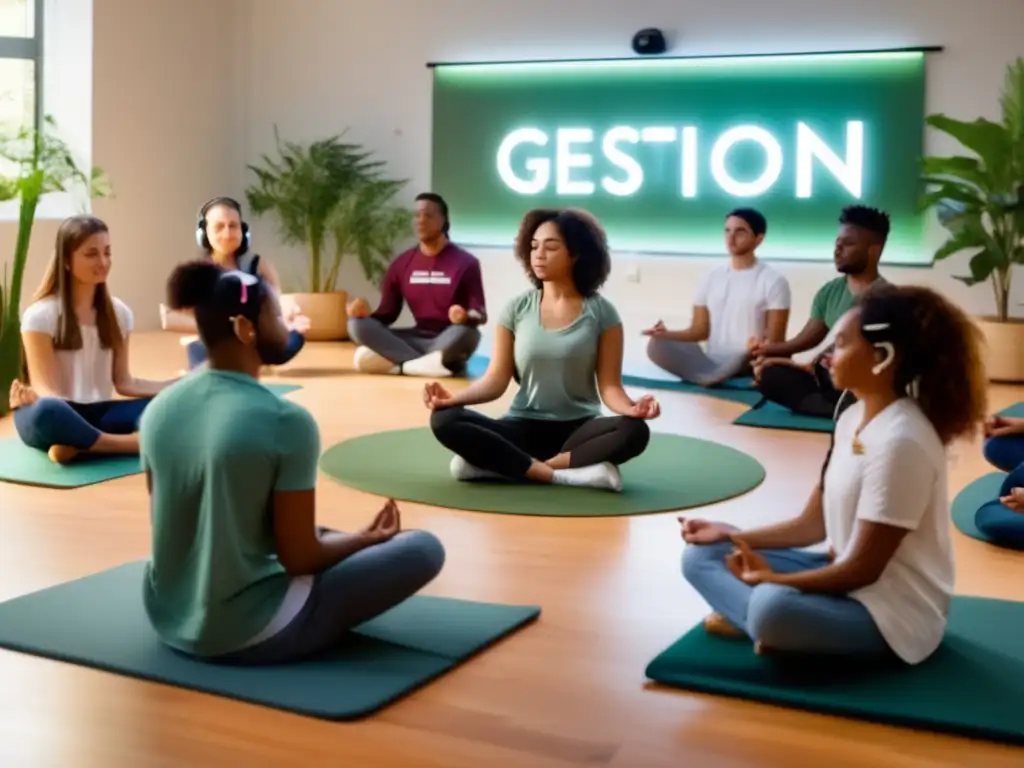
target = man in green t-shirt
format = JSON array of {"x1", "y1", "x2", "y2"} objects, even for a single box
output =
[{"x1": 748, "y1": 205, "x2": 888, "y2": 417}]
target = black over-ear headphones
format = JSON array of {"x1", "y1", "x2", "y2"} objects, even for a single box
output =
[{"x1": 196, "y1": 196, "x2": 251, "y2": 256}]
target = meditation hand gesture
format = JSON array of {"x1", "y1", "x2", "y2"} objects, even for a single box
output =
[
  {"x1": 642, "y1": 319, "x2": 667, "y2": 337},
  {"x1": 423, "y1": 381, "x2": 456, "y2": 410},
  {"x1": 347, "y1": 297, "x2": 370, "y2": 319},
  {"x1": 747, "y1": 336, "x2": 767, "y2": 356},
  {"x1": 727, "y1": 539, "x2": 774, "y2": 585},
  {"x1": 985, "y1": 415, "x2": 1024, "y2": 437},
  {"x1": 448, "y1": 304, "x2": 467, "y2": 324},
  {"x1": 678, "y1": 517, "x2": 733, "y2": 544},
  {"x1": 629, "y1": 394, "x2": 660, "y2": 420},
  {"x1": 362, "y1": 498, "x2": 402, "y2": 543},
  {"x1": 1001, "y1": 487, "x2": 1024, "y2": 513}
]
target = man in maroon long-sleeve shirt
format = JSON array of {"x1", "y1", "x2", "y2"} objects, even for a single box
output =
[{"x1": 347, "y1": 193, "x2": 487, "y2": 377}]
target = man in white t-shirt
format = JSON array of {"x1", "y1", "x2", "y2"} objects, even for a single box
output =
[{"x1": 643, "y1": 208, "x2": 791, "y2": 386}]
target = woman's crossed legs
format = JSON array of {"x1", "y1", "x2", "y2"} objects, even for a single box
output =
[{"x1": 429, "y1": 406, "x2": 650, "y2": 491}]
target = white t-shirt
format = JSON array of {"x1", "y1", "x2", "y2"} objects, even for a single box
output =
[
  {"x1": 21, "y1": 295, "x2": 134, "y2": 404},
  {"x1": 823, "y1": 398, "x2": 954, "y2": 664},
  {"x1": 693, "y1": 261, "x2": 790, "y2": 364}
]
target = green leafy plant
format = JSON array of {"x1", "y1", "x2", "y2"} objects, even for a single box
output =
[
  {"x1": 0, "y1": 115, "x2": 111, "y2": 416},
  {"x1": 325, "y1": 176, "x2": 411, "y2": 291},
  {"x1": 246, "y1": 127, "x2": 410, "y2": 293},
  {"x1": 920, "y1": 56, "x2": 1024, "y2": 322}
]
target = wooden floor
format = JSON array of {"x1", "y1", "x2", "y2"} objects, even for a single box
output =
[{"x1": 2, "y1": 332, "x2": 1023, "y2": 767}]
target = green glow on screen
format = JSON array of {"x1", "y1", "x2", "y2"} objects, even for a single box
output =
[{"x1": 431, "y1": 51, "x2": 929, "y2": 264}]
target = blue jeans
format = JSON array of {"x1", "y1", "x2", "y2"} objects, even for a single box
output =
[
  {"x1": 975, "y1": 462, "x2": 1024, "y2": 549},
  {"x1": 187, "y1": 330, "x2": 306, "y2": 369},
  {"x1": 216, "y1": 530, "x2": 446, "y2": 665},
  {"x1": 14, "y1": 396, "x2": 151, "y2": 451},
  {"x1": 682, "y1": 540, "x2": 894, "y2": 658},
  {"x1": 983, "y1": 433, "x2": 1024, "y2": 473}
]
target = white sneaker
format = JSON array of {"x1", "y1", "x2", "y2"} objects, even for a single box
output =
[
  {"x1": 449, "y1": 455, "x2": 503, "y2": 481},
  {"x1": 401, "y1": 350, "x2": 452, "y2": 378},
  {"x1": 353, "y1": 346, "x2": 399, "y2": 374}
]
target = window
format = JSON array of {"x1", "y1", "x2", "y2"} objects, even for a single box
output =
[
  {"x1": 0, "y1": 0, "x2": 41, "y2": 135},
  {"x1": 0, "y1": 0, "x2": 93, "y2": 221}
]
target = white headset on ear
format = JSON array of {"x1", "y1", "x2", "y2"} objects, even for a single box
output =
[{"x1": 864, "y1": 323, "x2": 894, "y2": 375}]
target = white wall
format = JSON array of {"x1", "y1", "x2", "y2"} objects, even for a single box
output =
[
  {"x1": 239, "y1": 0, "x2": 1024, "y2": 361},
  {"x1": 1, "y1": 0, "x2": 246, "y2": 331}
]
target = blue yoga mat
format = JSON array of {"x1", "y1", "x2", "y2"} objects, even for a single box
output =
[
  {"x1": 997, "y1": 402, "x2": 1024, "y2": 418},
  {"x1": 0, "y1": 383, "x2": 302, "y2": 488},
  {"x1": 951, "y1": 472, "x2": 1007, "y2": 544}
]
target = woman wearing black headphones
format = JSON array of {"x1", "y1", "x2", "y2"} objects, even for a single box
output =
[{"x1": 184, "y1": 196, "x2": 309, "y2": 368}]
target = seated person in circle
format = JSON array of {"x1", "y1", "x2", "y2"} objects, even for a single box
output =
[
  {"x1": 183, "y1": 196, "x2": 310, "y2": 369},
  {"x1": 8, "y1": 215, "x2": 177, "y2": 464},
  {"x1": 644, "y1": 208, "x2": 790, "y2": 386},
  {"x1": 426, "y1": 207, "x2": 659, "y2": 493},
  {"x1": 141, "y1": 260, "x2": 445, "y2": 663},
  {"x1": 680, "y1": 283, "x2": 987, "y2": 663},
  {"x1": 973, "y1": 413, "x2": 1024, "y2": 548},
  {"x1": 347, "y1": 192, "x2": 486, "y2": 378},
  {"x1": 749, "y1": 206, "x2": 889, "y2": 417}
]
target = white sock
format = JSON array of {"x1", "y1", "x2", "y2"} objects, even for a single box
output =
[
  {"x1": 450, "y1": 455, "x2": 503, "y2": 481},
  {"x1": 353, "y1": 346, "x2": 399, "y2": 375},
  {"x1": 552, "y1": 462, "x2": 622, "y2": 492},
  {"x1": 401, "y1": 350, "x2": 452, "y2": 378}
]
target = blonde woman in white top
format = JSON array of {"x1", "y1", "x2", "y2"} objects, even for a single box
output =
[
  {"x1": 679, "y1": 283, "x2": 988, "y2": 664},
  {"x1": 8, "y1": 215, "x2": 178, "y2": 463}
]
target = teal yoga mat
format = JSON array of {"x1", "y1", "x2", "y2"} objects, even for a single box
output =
[
  {"x1": 0, "y1": 383, "x2": 302, "y2": 488},
  {"x1": 645, "y1": 595, "x2": 1024, "y2": 744},
  {"x1": 951, "y1": 472, "x2": 1006, "y2": 543},
  {"x1": 731, "y1": 400, "x2": 833, "y2": 433},
  {"x1": 997, "y1": 402, "x2": 1024, "y2": 418},
  {"x1": 0, "y1": 561, "x2": 540, "y2": 719}
]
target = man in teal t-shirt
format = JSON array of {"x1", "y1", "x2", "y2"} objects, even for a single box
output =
[
  {"x1": 140, "y1": 368, "x2": 321, "y2": 657},
  {"x1": 749, "y1": 205, "x2": 888, "y2": 418}
]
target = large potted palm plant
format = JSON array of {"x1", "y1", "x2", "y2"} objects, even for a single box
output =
[
  {"x1": 245, "y1": 128, "x2": 409, "y2": 340},
  {"x1": 920, "y1": 57, "x2": 1024, "y2": 382},
  {"x1": 0, "y1": 116, "x2": 111, "y2": 416}
]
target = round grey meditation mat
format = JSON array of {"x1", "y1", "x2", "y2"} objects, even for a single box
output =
[{"x1": 319, "y1": 427, "x2": 765, "y2": 517}]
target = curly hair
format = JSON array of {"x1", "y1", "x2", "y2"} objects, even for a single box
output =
[
  {"x1": 513, "y1": 207, "x2": 611, "y2": 296},
  {"x1": 856, "y1": 282, "x2": 988, "y2": 445}
]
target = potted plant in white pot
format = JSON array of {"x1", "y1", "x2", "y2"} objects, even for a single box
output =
[
  {"x1": 0, "y1": 116, "x2": 111, "y2": 416},
  {"x1": 245, "y1": 128, "x2": 408, "y2": 340},
  {"x1": 920, "y1": 56, "x2": 1024, "y2": 382}
]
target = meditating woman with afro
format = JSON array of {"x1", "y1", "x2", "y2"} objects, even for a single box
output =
[
  {"x1": 679, "y1": 283, "x2": 988, "y2": 665},
  {"x1": 425, "y1": 207, "x2": 659, "y2": 492}
]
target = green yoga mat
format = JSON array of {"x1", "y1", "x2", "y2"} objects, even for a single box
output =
[
  {"x1": 645, "y1": 595, "x2": 1024, "y2": 744},
  {"x1": 0, "y1": 383, "x2": 302, "y2": 488},
  {"x1": 466, "y1": 355, "x2": 761, "y2": 405},
  {"x1": 620, "y1": 373, "x2": 762, "y2": 406},
  {"x1": 319, "y1": 427, "x2": 765, "y2": 517},
  {"x1": 0, "y1": 561, "x2": 540, "y2": 720},
  {"x1": 731, "y1": 400, "x2": 834, "y2": 433},
  {"x1": 951, "y1": 472, "x2": 1006, "y2": 544}
]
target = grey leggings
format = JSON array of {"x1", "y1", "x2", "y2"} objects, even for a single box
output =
[
  {"x1": 217, "y1": 530, "x2": 445, "y2": 665},
  {"x1": 646, "y1": 336, "x2": 749, "y2": 386},
  {"x1": 348, "y1": 317, "x2": 481, "y2": 372}
]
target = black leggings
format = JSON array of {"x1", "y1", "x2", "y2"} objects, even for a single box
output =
[
  {"x1": 758, "y1": 363, "x2": 848, "y2": 418},
  {"x1": 430, "y1": 407, "x2": 651, "y2": 478}
]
